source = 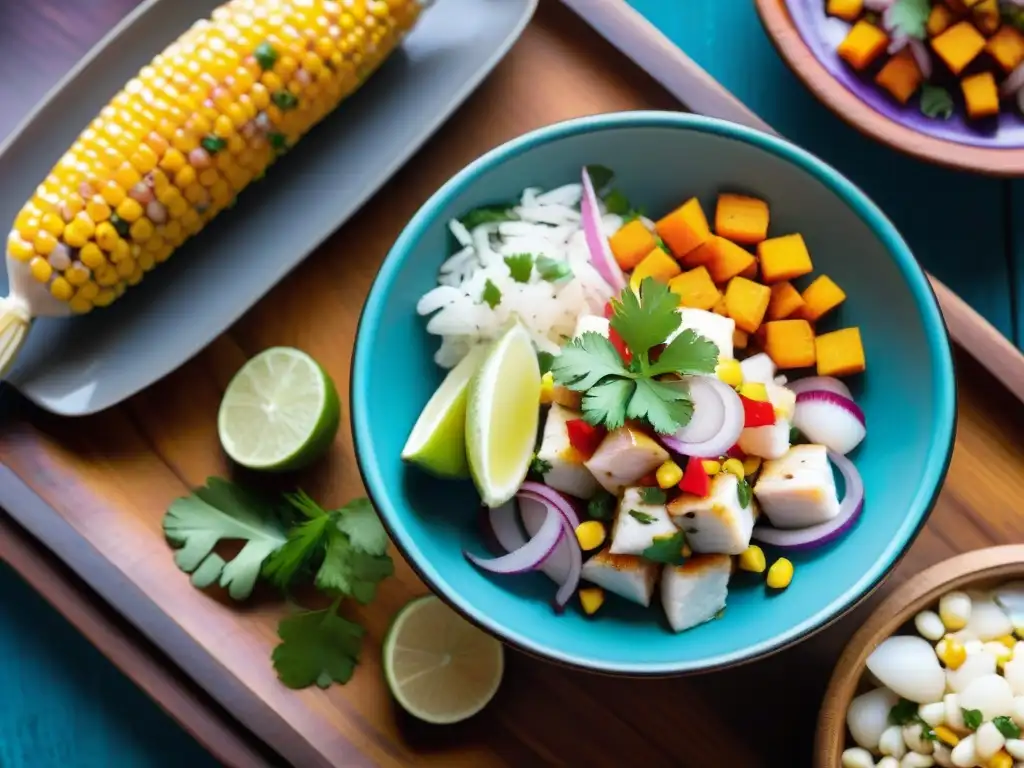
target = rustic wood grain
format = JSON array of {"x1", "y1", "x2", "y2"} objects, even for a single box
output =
[{"x1": 1, "y1": 0, "x2": 1024, "y2": 766}]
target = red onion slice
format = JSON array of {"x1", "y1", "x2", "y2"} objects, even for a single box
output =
[
  {"x1": 519, "y1": 481, "x2": 582, "y2": 527},
  {"x1": 660, "y1": 376, "x2": 745, "y2": 458},
  {"x1": 887, "y1": 32, "x2": 909, "y2": 55},
  {"x1": 864, "y1": 0, "x2": 894, "y2": 10},
  {"x1": 787, "y1": 376, "x2": 852, "y2": 399},
  {"x1": 752, "y1": 450, "x2": 865, "y2": 550},
  {"x1": 793, "y1": 390, "x2": 866, "y2": 455},
  {"x1": 519, "y1": 488, "x2": 583, "y2": 609},
  {"x1": 1002, "y1": 61, "x2": 1024, "y2": 97},
  {"x1": 581, "y1": 167, "x2": 627, "y2": 293},
  {"x1": 908, "y1": 38, "x2": 932, "y2": 80},
  {"x1": 489, "y1": 502, "x2": 527, "y2": 552},
  {"x1": 466, "y1": 503, "x2": 563, "y2": 574},
  {"x1": 519, "y1": 495, "x2": 573, "y2": 584}
]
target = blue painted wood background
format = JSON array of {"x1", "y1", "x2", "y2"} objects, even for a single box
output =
[{"x1": 625, "y1": 0, "x2": 1021, "y2": 344}]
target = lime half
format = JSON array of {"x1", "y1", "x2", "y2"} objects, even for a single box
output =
[
  {"x1": 218, "y1": 346, "x2": 340, "y2": 471},
  {"x1": 466, "y1": 323, "x2": 541, "y2": 508},
  {"x1": 383, "y1": 595, "x2": 504, "y2": 724},
  {"x1": 401, "y1": 344, "x2": 487, "y2": 478}
]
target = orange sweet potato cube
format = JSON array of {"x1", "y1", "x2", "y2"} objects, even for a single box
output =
[
  {"x1": 767, "y1": 281, "x2": 806, "y2": 321},
  {"x1": 629, "y1": 247, "x2": 681, "y2": 292},
  {"x1": 724, "y1": 276, "x2": 772, "y2": 334},
  {"x1": 763, "y1": 320, "x2": 817, "y2": 370},
  {"x1": 815, "y1": 327, "x2": 866, "y2": 377},
  {"x1": 705, "y1": 236, "x2": 757, "y2": 284},
  {"x1": 986, "y1": 25, "x2": 1024, "y2": 71},
  {"x1": 827, "y1": 0, "x2": 863, "y2": 22},
  {"x1": 712, "y1": 296, "x2": 728, "y2": 316},
  {"x1": 837, "y1": 21, "x2": 890, "y2": 71},
  {"x1": 875, "y1": 49, "x2": 924, "y2": 105},
  {"x1": 931, "y1": 21, "x2": 987, "y2": 74},
  {"x1": 609, "y1": 220, "x2": 657, "y2": 270},
  {"x1": 799, "y1": 275, "x2": 847, "y2": 322},
  {"x1": 757, "y1": 234, "x2": 813, "y2": 283},
  {"x1": 740, "y1": 260, "x2": 759, "y2": 279},
  {"x1": 928, "y1": 4, "x2": 957, "y2": 36},
  {"x1": 972, "y1": 0, "x2": 1000, "y2": 35},
  {"x1": 962, "y1": 71, "x2": 1000, "y2": 119},
  {"x1": 655, "y1": 198, "x2": 711, "y2": 260},
  {"x1": 668, "y1": 266, "x2": 722, "y2": 310},
  {"x1": 733, "y1": 328, "x2": 750, "y2": 350},
  {"x1": 715, "y1": 193, "x2": 770, "y2": 245}
]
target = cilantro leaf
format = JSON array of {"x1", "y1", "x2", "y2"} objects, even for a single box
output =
[
  {"x1": 460, "y1": 205, "x2": 516, "y2": 229},
  {"x1": 536, "y1": 256, "x2": 572, "y2": 282},
  {"x1": 585, "y1": 164, "x2": 614, "y2": 191},
  {"x1": 639, "y1": 487, "x2": 667, "y2": 504},
  {"x1": 262, "y1": 492, "x2": 337, "y2": 589},
  {"x1": 582, "y1": 377, "x2": 634, "y2": 430},
  {"x1": 610, "y1": 278, "x2": 681, "y2": 364},
  {"x1": 626, "y1": 378, "x2": 693, "y2": 434},
  {"x1": 887, "y1": 0, "x2": 929, "y2": 39},
  {"x1": 336, "y1": 498, "x2": 388, "y2": 557},
  {"x1": 271, "y1": 600, "x2": 364, "y2": 689},
  {"x1": 888, "y1": 699, "x2": 918, "y2": 725},
  {"x1": 530, "y1": 455, "x2": 552, "y2": 476},
  {"x1": 629, "y1": 510, "x2": 657, "y2": 524},
  {"x1": 315, "y1": 528, "x2": 394, "y2": 604},
  {"x1": 962, "y1": 708, "x2": 983, "y2": 731},
  {"x1": 603, "y1": 189, "x2": 631, "y2": 215},
  {"x1": 921, "y1": 84, "x2": 954, "y2": 120},
  {"x1": 647, "y1": 328, "x2": 720, "y2": 377},
  {"x1": 504, "y1": 253, "x2": 534, "y2": 283},
  {"x1": 587, "y1": 490, "x2": 616, "y2": 520},
  {"x1": 537, "y1": 351, "x2": 555, "y2": 375},
  {"x1": 994, "y1": 716, "x2": 1021, "y2": 739},
  {"x1": 790, "y1": 426, "x2": 807, "y2": 445},
  {"x1": 482, "y1": 279, "x2": 501, "y2": 308},
  {"x1": 551, "y1": 332, "x2": 630, "y2": 391},
  {"x1": 163, "y1": 478, "x2": 287, "y2": 600},
  {"x1": 736, "y1": 478, "x2": 752, "y2": 509},
  {"x1": 642, "y1": 531, "x2": 687, "y2": 565}
]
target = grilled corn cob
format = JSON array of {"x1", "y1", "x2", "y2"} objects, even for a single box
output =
[{"x1": 0, "y1": 0, "x2": 426, "y2": 374}]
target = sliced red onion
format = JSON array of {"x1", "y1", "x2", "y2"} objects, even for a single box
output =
[
  {"x1": 519, "y1": 481, "x2": 582, "y2": 527},
  {"x1": 908, "y1": 38, "x2": 932, "y2": 79},
  {"x1": 580, "y1": 167, "x2": 627, "y2": 293},
  {"x1": 519, "y1": 495, "x2": 573, "y2": 584},
  {"x1": 466, "y1": 503, "x2": 563, "y2": 574},
  {"x1": 863, "y1": 0, "x2": 894, "y2": 10},
  {"x1": 887, "y1": 32, "x2": 909, "y2": 55},
  {"x1": 786, "y1": 376, "x2": 852, "y2": 399},
  {"x1": 793, "y1": 390, "x2": 866, "y2": 455},
  {"x1": 488, "y1": 502, "x2": 527, "y2": 552},
  {"x1": 752, "y1": 450, "x2": 865, "y2": 550},
  {"x1": 1002, "y1": 61, "x2": 1024, "y2": 97},
  {"x1": 519, "y1": 494, "x2": 582, "y2": 609},
  {"x1": 660, "y1": 376, "x2": 745, "y2": 458}
]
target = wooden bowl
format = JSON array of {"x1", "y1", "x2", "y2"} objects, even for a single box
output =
[
  {"x1": 755, "y1": 0, "x2": 1024, "y2": 176},
  {"x1": 815, "y1": 545, "x2": 1024, "y2": 766}
]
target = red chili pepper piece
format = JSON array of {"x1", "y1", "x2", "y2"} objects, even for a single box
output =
[
  {"x1": 678, "y1": 457, "x2": 710, "y2": 498},
  {"x1": 726, "y1": 444, "x2": 746, "y2": 459},
  {"x1": 637, "y1": 471, "x2": 659, "y2": 487},
  {"x1": 566, "y1": 419, "x2": 606, "y2": 458},
  {"x1": 603, "y1": 301, "x2": 615, "y2": 319},
  {"x1": 608, "y1": 326, "x2": 631, "y2": 364},
  {"x1": 740, "y1": 395, "x2": 776, "y2": 428}
]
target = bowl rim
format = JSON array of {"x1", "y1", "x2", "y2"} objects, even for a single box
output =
[
  {"x1": 351, "y1": 110, "x2": 958, "y2": 676},
  {"x1": 754, "y1": 0, "x2": 1024, "y2": 177}
]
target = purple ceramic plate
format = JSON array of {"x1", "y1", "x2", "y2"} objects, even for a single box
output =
[{"x1": 786, "y1": 0, "x2": 1024, "y2": 148}]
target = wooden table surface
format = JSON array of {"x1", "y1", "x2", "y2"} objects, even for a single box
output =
[{"x1": 2, "y1": 1, "x2": 1024, "y2": 767}]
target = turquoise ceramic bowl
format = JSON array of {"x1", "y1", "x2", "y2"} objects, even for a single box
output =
[{"x1": 351, "y1": 111, "x2": 956, "y2": 675}]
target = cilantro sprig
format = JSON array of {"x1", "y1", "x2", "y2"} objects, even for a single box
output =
[{"x1": 550, "y1": 278, "x2": 719, "y2": 433}]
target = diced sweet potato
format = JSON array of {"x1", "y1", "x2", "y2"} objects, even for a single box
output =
[
  {"x1": 763, "y1": 320, "x2": 816, "y2": 370},
  {"x1": 656, "y1": 198, "x2": 711, "y2": 260},
  {"x1": 972, "y1": 0, "x2": 1000, "y2": 35},
  {"x1": 837, "y1": 21, "x2": 890, "y2": 71},
  {"x1": 767, "y1": 281, "x2": 806, "y2": 321},
  {"x1": 757, "y1": 234, "x2": 813, "y2": 283},
  {"x1": 827, "y1": 0, "x2": 863, "y2": 21},
  {"x1": 815, "y1": 327, "x2": 865, "y2": 377},
  {"x1": 799, "y1": 275, "x2": 847, "y2": 322},
  {"x1": 668, "y1": 266, "x2": 721, "y2": 311},
  {"x1": 740, "y1": 260, "x2": 759, "y2": 279},
  {"x1": 712, "y1": 297, "x2": 728, "y2": 316},
  {"x1": 931, "y1": 21, "x2": 987, "y2": 74},
  {"x1": 609, "y1": 220, "x2": 657, "y2": 270},
  {"x1": 875, "y1": 49, "x2": 924, "y2": 105},
  {"x1": 704, "y1": 236, "x2": 757, "y2": 284},
  {"x1": 928, "y1": 4, "x2": 957, "y2": 36},
  {"x1": 629, "y1": 247, "x2": 681, "y2": 292},
  {"x1": 985, "y1": 25, "x2": 1024, "y2": 71},
  {"x1": 733, "y1": 328, "x2": 749, "y2": 350},
  {"x1": 724, "y1": 277, "x2": 771, "y2": 334},
  {"x1": 715, "y1": 193, "x2": 770, "y2": 245},
  {"x1": 962, "y1": 71, "x2": 999, "y2": 119}
]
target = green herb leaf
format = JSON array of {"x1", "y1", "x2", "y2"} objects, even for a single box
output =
[
  {"x1": 201, "y1": 135, "x2": 228, "y2": 154},
  {"x1": 537, "y1": 351, "x2": 555, "y2": 376},
  {"x1": 994, "y1": 716, "x2": 1021, "y2": 739},
  {"x1": 588, "y1": 490, "x2": 616, "y2": 520},
  {"x1": 271, "y1": 90, "x2": 299, "y2": 111},
  {"x1": 609, "y1": 278, "x2": 682, "y2": 363},
  {"x1": 642, "y1": 531, "x2": 687, "y2": 565},
  {"x1": 789, "y1": 426, "x2": 807, "y2": 445},
  {"x1": 530, "y1": 455, "x2": 552, "y2": 476},
  {"x1": 254, "y1": 41, "x2": 279, "y2": 70},
  {"x1": 268, "y1": 132, "x2": 288, "y2": 151},
  {"x1": 639, "y1": 487, "x2": 667, "y2": 505},
  {"x1": 654, "y1": 235, "x2": 669, "y2": 253},
  {"x1": 163, "y1": 478, "x2": 287, "y2": 600},
  {"x1": 1003, "y1": 5, "x2": 1024, "y2": 31},
  {"x1": 886, "y1": 0, "x2": 930, "y2": 39},
  {"x1": 920, "y1": 84, "x2": 954, "y2": 120},
  {"x1": 315, "y1": 528, "x2": 394, "y2": 604},
  {"x1": 459, "y1": 206, "x2": 517, "y2": 229},
  {"x1": 962, "y1": 707, "x2": 984, "y2": 731},
  {"x1": 626, "y1": 378, "x2": 694, "y2": 435},
  {"x1": 536, "y1": 256, "x2": 573, "y2": 282},
  {"x1": 504, "y1": 253, "x2": 534, "y2": 283},
  {"x1": 271, "y1": 600, "x2": 364, "y2": 689},
  {"x1": 335, "y1": 498, "x2": 388, "y2": 557},
  {"x1": 551, "y1": 332, "x2": 630, "y2": 392},
  {"x1": 482, "y1": 279, "x2": 501, "y2": 309},
  {"x1": 603, "y1": 189, "x2": 631, "y2": 216},
  {"x1": 582, "y1": 377, "x2": 634, "y2": 430},
  {"x1": 647, "y1": 328, "x2": 720, "y2": 378},
  {"x1": 262, "y1": 491, "x2": 336, "y2": 590},
  {"x1": 888, "y1": 699, "x2": 919, "y2": 726},
  {"x1": 736, "y1": 478, "x2": 752, "y2": 509},
  {"x1": 585, "y1": 164, "x2": 614, "y2": 191},
  {"x1": 628, "y1": 510, "x2": 657, "y2": 524}
]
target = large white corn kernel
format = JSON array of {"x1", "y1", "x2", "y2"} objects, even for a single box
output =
[
  {"x1": 932, "y1": 743, "x2": 954, "y2": 768},
  {"x1": 961, "y1": 674, "x2": 1015, "y2": 721},
  {"x1": 976, "y1": 721, "x2": 1006, "y2": 760},
  {"x1": 877, "y1": 759, "x2": 899, "y2": 768},
  {"x1": 945, "y1": 694, "x2": 967, "y2": 732},
  {"x1": 941, "y1": 591, "x2": 973, "y2": 632},
  {"x1": 840, "y1": 747, "x2": 875, "y2": 768},
  {"x1": 880, "y1": 724, "x2": 908, "y2": 759},
  {"x1": 904, "y1": 723, "x2": 935, "y2": 754},
  {"x1": 901, "y1": 753, "x2": 935, "y2": 768},
  {"x1": 920, "y1": 701, "x2": 947, "y2": 727},
  {"x1": 1007, "y1": 739, "x2": 1024, "y2": 760},
  {"x1": 950, "y1": 734, "x2": 978, "y2": 768},
  {"x1": 1012, "y1": 696, "x2": 1024, "y2": 728},
  {"x1": 916, "y1": 610, "x2": 947, "y2": 641}
]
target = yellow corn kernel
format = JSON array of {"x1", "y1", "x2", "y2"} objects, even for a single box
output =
[
  {"x1": 163, "y1": 221, "x2": 184, "y2": 245},
  {"x1": 167, "y1": 195, "x2": 190, "y2": 218},
  {"x1": 127, "y1": 264, "x2": 144, "y2": 286},
  {"x1": 213, "y1": 115, "x2": 236, "y2": 139},
  {"x1": 939, "y1": 591, "x2": 972, "y2": 631},
  {"x1": 180, "y1": 209, "x2": 201, "y2": 234},
  {"x1": 86, "y1": 197, "x2": 111, "y2": 223},
  {"x1": 138, "y1": 250, "x2": 155, "y2": 272},
  {"x1": 65, "y1": 264, "x2": 90, "y2": 286},
  {"x1": 184, "y1": 183, "x2": 207, "y2": 205},
  {"x1": 933, "y1": 725, "x2": 959, "y2": 747},
  {"x1": 68, "y1": 295, "x2": 93, "y2": 314},
  {"x1": 936, "y1": 636, "x2": 967, "y2": 670},
  {"x1": 160, "y1": 147, "x2": 187, "y2": 174},
  {"x1": 75, "y1": 282, "x2": 99, "y2": 301},
  {"x1": 49, "y1": 277, "x2": 74, "y2": 301},
  {"x1": 78, "y1": 244, "x2": 105, "y2": 269},
  {"x1": 715, "y1": 358, "x2": 743, "y2": 388},
  {"x1": 33, "y1": 230, "x2": 57, "y2": 256},
  {"x1": 62, "y1": 218, "x2": 91, "y2": 249},
  {"x1": 579, "y1": 587, "x2": 605, "y2": 616},
  {"x1": 115, "y1": 198, "x2": 143, "y2": 223},
  {"x1": 95, "y1": 265, "x2": 119, "y2": 287},
  {"x1": 539, "y1": 371, "x2": 555, "y2": 404},
  {"x1": 739, "y1": 382, "x2": 769, "y2": 402},
  {"x1": 251, "y1": 83, "x2": 270, "y2": 110},
  {"x1": 172, "y1": 128, "x2": 200, "y2": 153},
  {"x1": 94, "y1": 222, "x2": 119, "y2": 252},
  {"x1": 742, "y1": 456, "x2": 763, "y2": 477},
  {"x1": 100, "y1": 180, "x2": 126, "y2": 208},
  {"x1": 29, "y1": 257, "x2": 53, "y2": 283},
  {"x1": 114, "y1": 164, "x2": 142, "y2": 189},
  {"x1": 131, "y1": 145, "x2": 159, "y2": 174},
  {"x1": 129, "y1": 218, "x2": 154, "y2": 243},
  {"x1": 739, "y1": 545, "x2": 766, "y2": 573},
  {"x1": 60, "y1": 196, "x2": 84, "y2": 221},
  {"x1": 575, "y1": 521, "x2": 606, "y2": 552},
  {"x1": 93, "y1": 289, "x2": 116, "y2": 307},
  {"x1": 261, "y1": 71, "x2": 283, "y2": 92},
  {"x1": 40, "y1": 212, "x2": 64, "y2": 237},
  {"x1": 701, "y1": 459, "x2": 721, "y2": 475},
  {"x1": 656, "y1": 460, "x2": 683, "y2": 489},
  {"x1": 199, "y1": 168, "x2": 220, "y2": 187},
  {"x1": 996, "y1": 634, "x2": 1017, "y2": 650},
  {"x1": 722, "y1": 458, "x2": 745, "y2": 480},
  {"x1": 7, "y1": 234, "x2": 35, "y2": 261},
  {"x1": 175, "y1": 166, "x2": 197, "y2": 188},
  {"x1": 115, "y1": 258, "x2": 135, "y2": 278},
  {"x1": 989, "y1": 751, "x2": 1013, "y2": 768},
  {"x1": 766, "y1": 558, "x2": 794, "y2": 589}
]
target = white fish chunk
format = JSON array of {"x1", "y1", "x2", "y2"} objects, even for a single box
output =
[
  {"x1": 753, "y1": 444, "x2": 841, "y2": 529},
  {"x1": 536, "y1": 403, "x2": 599, "y2": 499},
  {"x1": 668, "y1": 473, "x2": 756, "y2": 555},
  {"x1": 666, "y1": 308, "x2": 735, "y2": 362},
  {"x1": 660, "y1": 554, "x2": 731, "y2": 633},
  {"x1": 584, "y1": 426, "x2": 669, "y2": 496},
  {"x1": 740, "y1": 352, "x2": 777, "y2": 385},
  {"x1": 737, "y1": 383, "x2": 796, "y2": 460},
  {"x1": 572, "y1": 314, "x2": 610, "y2": 340},
  {"x1": 609, "y1": 487, "x2": 677, "y2": 556},
  {"x1": 580, "y1": 547, "x2": 660, "y2": 607}
]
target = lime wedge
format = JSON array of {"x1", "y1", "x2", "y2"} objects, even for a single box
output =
[
  {"x1": 466, "y1": 322, "x2": 541, "y2": 508},
  {"x1": 401, "y1": 345, "x2": 488, "y2": 478},
  {"x1": 383, "y1": 595, "x2": 504, "y2": 724},
  {"x1": 217, "y1": 346, "x2": 340, "y2": 472}
]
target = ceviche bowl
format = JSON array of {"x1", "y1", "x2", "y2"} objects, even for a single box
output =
[{"x1": 351, "y1": 111, "x2": 956, "y2": 675}]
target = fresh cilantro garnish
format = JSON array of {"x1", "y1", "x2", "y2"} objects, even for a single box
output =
[
  {"x1": 536, "y1": 256, "x2": 572, "y2": 282},
  {"x1": 262, "y1": 490, "x2": 337, "y2": 589},
  {"x1": 639, "y1": 487, "x2": 667, "y2": 505},
  {"x1": 994, "y1": 716, "x2": 1021, "y2": 739},
  {"x1": 624, "y1": 378, "x2": 694, "y2": 433},
  {"x1": 654, "y1": 235, "x2": 669, "y2": 252},
  {"x1": 887, "y1": 0, "x2": 929, "y2": 39},
  {"x1": 888, "y1": 699, "x2": 919, "y2": 726},
  {"x1": 459, "y1": 205, "x2": 517, "y2": 229},
  {"x1": 736, "y1": 478, "x2": 752, "y2": 509},
  {"x1": 642, "y1": 531, "x2": 687, "y2": 565},
  {"x1": 962, "y1": 708, "x2": 983, "y2": 731},
  {"x1": 504, "y1": 253, "x2": 534, "y2": 283},
  {"x1": 588, "y1": 490, "x2": 616, "y2": 520},
  {"x1": 921, "y1": 84, "x2": 954, "y2": 120},
  {"x1": 629, "y1": 510, "x2": 657, "y2": 524},
  {"x1": 581, "y1": 377, "x2": 633, "y2": 430},
  {"x1": 482, "y1": 279, "x2": 501, "y2": 309},
  {"x1": 603, "y1": 189, "x2": 631, "y2": 216},
  {"x1": 610, "y1": 278, "x2": 683, "y2": 356},
  {"x1": 554, "y1": 332, "x2": 631, "y2": 391},
  {"x1": 271, "y1": 598, "x2": 364, "y2": 689},
  {"x1": 789, "y1": 426, "x2": 807, "y2": 445},
  {"x1": 530, "y1": 455, "x2": 552, "y2": 476},
  {"x1": 537, "y1": 351, "x2": 555, "y2": 375},
  {"x1": 163, "y1": 478, "x2": 287, "y2": 600},
  {"x1": 585, "y1": 164, "x2": 614, "y2": 191}
]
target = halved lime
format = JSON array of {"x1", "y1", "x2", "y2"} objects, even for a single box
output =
[
  {"x1": 401, "y1": 345, "x2": 487, "y2": 478},
  {"x1": 466, "y1": 323, "x2": 541, "y2": 508},
  {"x1": 217, "y1": 346, "x2": 340, "y2": 472},
  {"x1": 383, "y1": 595, "x2": 504, "y2": 724}
]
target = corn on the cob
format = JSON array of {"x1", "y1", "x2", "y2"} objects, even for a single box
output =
[{"x1": 0, "y1": 0, "x2": 426, "y2": 374}]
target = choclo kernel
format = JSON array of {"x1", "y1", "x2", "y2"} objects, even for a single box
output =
[
  {"x1": 766, "y1": 558, "x2": 793, "y2": 590},
  {"x1": 715, "y1": 358, "x2": 742, "y2": 388},
  {"x1": 738, "y1": 381, "x2": 768, "y2": 402},
  {"x1": 933, "y1": 726, "x2": 959, "y2": 747},
  {"x1": 574, "y1": 521, "x2": 606, "y2": 552},
  {"x1": 935, "y1": 636, "x2": 967, "y2": 670},
  {"x1": 989, "y1": 751, "x2": 1013, "y2": 768},
  {"x1": 741, "y1": 456, "x2": 762, "y2": 477},
  {"x1": 938, "y1": 591, "x2": 972, "y2": 631},
  {"x1": 913, "y1": 610, "x2": 946, "y2": 642},
  {"x1": 738, "y1": 545, "x2": 766, "y2": 574},
  {"x1": 701, "y1": 459, "x2": 721, "y2": 476},
  {"x1": 655, "y1": 460, "x2": 683, "y2": 489},
  {"x1": 721, "y1": 458, "x2": 745, "y2": 480},
  {"x1": 578, "y1": 587, "x2": 604, "y2": 616},
  {"x1": 539, "y1": 371, "x2": 555, "y2": 404}
]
